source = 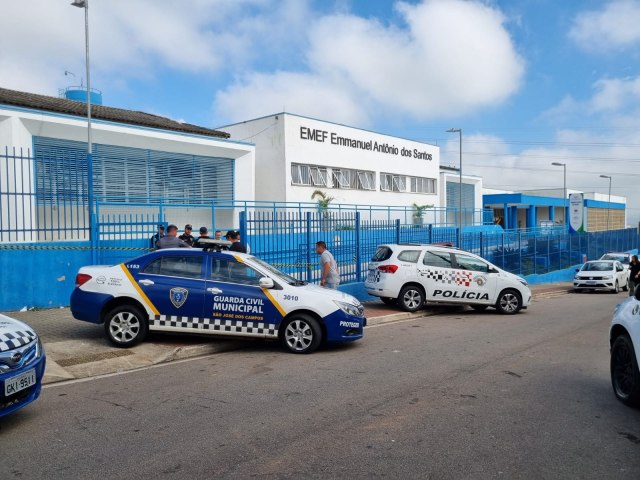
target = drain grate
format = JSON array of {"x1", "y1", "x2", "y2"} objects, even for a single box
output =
[{"x1": 56, "y1": 350, "x2": 134, "y2": 367}]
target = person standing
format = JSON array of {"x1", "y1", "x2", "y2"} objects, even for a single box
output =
[
  {"x1": 214, "y1": 230, "x2": 223, "y2": 240},
  {"x1": 156, "y1": 225, "x2": 191, "y2": 249},
  {"x1": 179, "y1": 224, "x2": 195, "y2": 246},
  {"x1": 226, "y1": 230, "x2": 247, "y2": 253},
  {"x1": 315, "y1": 241, "x2": 340, "y2": 289},
  {"x1": 196, "y1": 227, "x2": 210, "y2": 243},
  {"x1": 150, "y1": 225, "x2": 164, "y2": 249},
  {"x1": 629, "y1": 255, "x2": 640, "y2": 296}
]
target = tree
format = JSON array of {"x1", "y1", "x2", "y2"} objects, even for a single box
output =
[
  {"x1": 412, "y1": 203, "x2": 433, "y2": 224},
  {"x1": 311, "y1": 190, "x2": 334, "y2": 215}
]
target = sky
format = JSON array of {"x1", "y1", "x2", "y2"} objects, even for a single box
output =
[{"x1": 1, "y1": 0, "x2": 639, "y2": 224}]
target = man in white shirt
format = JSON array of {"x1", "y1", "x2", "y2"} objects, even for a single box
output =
[{"x1": 315, "y1": 241, "x2": 340, "y2": 289}]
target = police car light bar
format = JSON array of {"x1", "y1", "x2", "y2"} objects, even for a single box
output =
[{"x1": 195, "y1": 239, "x2": 233, "y2": 251}]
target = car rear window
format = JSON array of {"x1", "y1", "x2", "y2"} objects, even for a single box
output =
[
  {"x1": 371, "y1": 246, "x2": 393, "y2": 262},
  {"x1": 397, "y1": 250, "x2": 421, "y2": 263}
]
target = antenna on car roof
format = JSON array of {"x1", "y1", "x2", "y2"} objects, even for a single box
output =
[{"x1": 194, "y1": 239, "x2": 233, "y2": 252}]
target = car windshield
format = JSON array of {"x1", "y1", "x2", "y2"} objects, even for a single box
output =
[
  {"x1": 249, "y1": 256, "x2": 304, "y2": 286},
  {"x1": 581, "y1": 261, "x2": 614, "y2": 272},
  {"x1": 371, "y1": 246, "x2": 393, "y2": 262},
  {"x1": 601, "y1": 254, "x2": 628, "y2": 264}
]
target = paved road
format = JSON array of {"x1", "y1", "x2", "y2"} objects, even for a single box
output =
[{"x1": 1, "y1": 292, "x2": 639, "y2": 479}]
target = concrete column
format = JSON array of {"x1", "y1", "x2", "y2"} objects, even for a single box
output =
[
  {"x1": 503, "y1": 203, "x2": 509, "y2": 229},
  {"x1": 511, "y1": 206, "x2": 518, "y2": 229},
  {"x1": 549, "y1": 205, "x2": 555, "y2": 222}
]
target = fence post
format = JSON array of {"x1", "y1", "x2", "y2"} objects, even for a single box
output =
[
  {"x1": 479, "y1": 232, "x2": 484, "y2": 258},
  {"x1": 395, "y1": 219, "x2": 401, "y2": 244},
  {"x1": 306, "y1": 212, "x2": 312, "y2": 284},
  {"x1": 355, "y1": 212, "x2": 361, "y2": 282},
  {"x1": 428, "y1": 224, "x2": 433, "y2": 244},
  {"x1": 518, "y1": 231, "x2": 522, "y2": 275},
  {"x1": 239, "y1": 210, "x2": 247, "y2": 247}
]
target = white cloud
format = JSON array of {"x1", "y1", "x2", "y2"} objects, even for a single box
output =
[
  {"x1": 214, "y1": 0, "x2": 525, "y2": 126},
  {"x1": 569, "y1": 0, "x2": 640, "y2": 52}
]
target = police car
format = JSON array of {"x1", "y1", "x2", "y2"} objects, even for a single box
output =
[
  {"x1": 70, "y1": 241, "x2": 365, "y2": 354},
  {"x1": 0, "y1": 314, "x2": 46, "y2": 417},
  {"x1": 610, "y1": 288, "x2": 640, "y2": 407},
  {"x1": 365, "y1": 243, "x2": 531, "y2": 314}
]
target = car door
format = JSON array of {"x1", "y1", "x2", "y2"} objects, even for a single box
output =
[
  {"x1": 451, "y1": 253, "x2": 498, "y2": 304},
  {"x1": 615, "y1": 261, "x2": 627, "y2": 287},
  {"x1": 203, "y1": 254, "x2": 274, "y2": 338},
  {"x1": 416, "y1": 250, "x2": 458, "y2": 302},
  {"x1": 135, "y1": 253, "x2": 206, "y2": 322}
]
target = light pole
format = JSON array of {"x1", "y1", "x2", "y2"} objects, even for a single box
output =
[
  {"x1": 71, "y1": 0, "x2": 95, "y2": 249},
  {"x1": 600, "y1": 174, "x2": 612, "y2": 232},
  {"x1": 447, "y1": 128, "x2": 462, "y2": 248},
  {"x1": 551, "y1": 162, "x2": 566, "y2": 231}
]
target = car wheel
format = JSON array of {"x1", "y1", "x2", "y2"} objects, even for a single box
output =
[
  {"x1": 104, "y1": 305, "x2": 148, "y2": 347},
  {"x1": 398, "y1": 285, "x2": 424, "y2": 312},
  {"x1": 381, "y1": 297, "x2": 397, "y2": 306},
  {"x1": 613, "y1": 281, "x2": 620, "y2": 293},
  {"x1": 611, "y1": 334, "x2": 640, "y2": 408},
  {"x1": 280, "y1": 314, "x2": 322, "y2": 354},
  {"x1": 495, "y1": 289, "x2": 522, "y2": 315},
  {"x1": 471, "y1": 305, "x2": 488, "y2": 311},
  {"x1": 623, "y1": 279, "x2": 629, "y2": 292}
]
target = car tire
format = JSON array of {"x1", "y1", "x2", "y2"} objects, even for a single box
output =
[
  {"x1": 471, "y1": 305, "x2": 488, "y2": 312},
  {"x1": 398, "y1": 285, "x2": 424, "y2": 312},
  {"x1": 381, "y1": 297, "x2": 397, "y2": 306},
  {"x1": 611, "y1": 334, "x2": 640, "y2": 408},
  {"x1": 104, "y1": 304, "x2": 148, "y2": 348},
  {"x1": 623, "y1": 279, "x2": 629, "y2": 292},
  {"x1": 613, "y1": 281, "x2": 620, "y2": 294},
  {"x1": 280, "y1": 314, "x2": 322, "y2": 354},
  {"x1": 495, "y1": 289, "x2": 522, "y2": 315}
]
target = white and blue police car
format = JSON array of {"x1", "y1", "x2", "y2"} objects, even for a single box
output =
[
  {"x1": 70, "y1": 241, "x2": 366, "y2": 354},
  {"x1": 0, "y1": 314, "x2": 46, "y2": 417},
  {"x1": 610, "y1": 287, "x2": 640, "y2": 407}
]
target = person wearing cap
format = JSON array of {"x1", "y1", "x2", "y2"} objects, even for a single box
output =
[
  {"x1": 196, "y1": 226, "x2": 210, "y2": 243},
  {"x1": 179, "y1": 224, "x2": 195, "y2": 246},
  {"x1": 156, "y1": 225, "x2": 191, "y2": 249},
  {"x1": 226, "y1": 230, "x2": 247, "y2": 253},
  {"x1": 150, "y1": 225, "x2": 165, "y2": 249}
]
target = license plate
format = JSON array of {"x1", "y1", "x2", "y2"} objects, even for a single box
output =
[
  {"x1": 4, "y1": 369, "x2": 36, "y2": 396},
  {"x1": 586, "y1": 281, "x2": 596, "y2": 285}
]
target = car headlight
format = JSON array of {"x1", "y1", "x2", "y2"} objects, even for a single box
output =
[
  {"x1": 334, "y1": 300, "x2": 364, "y2": 318},
  {"x1": 603, "y1": 275, "x2": 613, "y2": 280},
  {"x1": 34, "y1": 336, "x2": 44, "y2": 358},
  {"x1": 574, "y1": 275, "x2": 580, "y2": 280}
]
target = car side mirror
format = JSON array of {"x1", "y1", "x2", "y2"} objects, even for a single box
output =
[
  {"x1": 488, "y1": 266, "x2": 498, "y2": 274},
  {"x1": 259, "y1": 277, "x2": 274, "y2": 289},
  {"x1": 575, "y1": 269, "x2": 580, "y2": 273}
]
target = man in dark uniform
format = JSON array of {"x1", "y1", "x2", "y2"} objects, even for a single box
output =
[
  {"x1": 226, "y1": 230, "x2": 247, "y2": 253},
  {"x1": 196, "y1": 227, "x2": 210, "y2": 243},
  {"x1": 150, "y1": 225, "x2": 164, "y2": 249},
  {"x1": 179, "y1": 224, "x2": 195, "y2": 246},
  {"x1": 629, "y1": 255, "x2": 640, "y2": 296}
]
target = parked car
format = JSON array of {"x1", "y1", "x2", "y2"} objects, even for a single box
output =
[
  {"x1": 610, "y1": 291, "x2": 640, "y2": 407},
  {"x1": 70, "y1": 240, "x2": 365, "y2": 354},
  {"x1": 0, "y1": 314, "x2": 46, "y2": 417},
  {"x1": 600, "y1": 252, "x2": 633, "y2": 270},
  {"x1": 574, "y1": 260, "x2": 628, "y2": 293},
  {"x1": 364, "y1": 243, "x2": 531, "y2": 314}
]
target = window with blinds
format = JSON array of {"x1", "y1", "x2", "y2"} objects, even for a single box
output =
[
  {"x1": 380, "y1": 173, "x2": 406, "y2": 192},
  {"x1": 33, "y1": 137, "x2": 234, "y2": 203},
  {"x1": 409, "y1": 176, "x2": 436, "y2": 194}
]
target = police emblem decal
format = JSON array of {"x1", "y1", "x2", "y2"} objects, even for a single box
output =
[
  {"x1": 475, "y1": 275, "x2": 487, "y2": 287},
  {"x1": 170, "y1": 287, "x2": 189, "y2": 308}
]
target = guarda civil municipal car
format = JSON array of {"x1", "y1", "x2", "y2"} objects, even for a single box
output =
[
  {"x1": 573, "y1": 260, "x2": 629, "y2": 293},
  {"x1": 365, "y1": 244, "x2": 532, "y2": 314},
  {"x1": 70, "y1": 240, "x2": 365, "y2": 354},
  {"x1": 610, "y1": 287, "x2": 640, "y2": 407},
  {"x1": 0, "y1": 314, "x2": 46, "y2": 417}
]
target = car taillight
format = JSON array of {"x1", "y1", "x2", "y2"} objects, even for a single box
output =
[
  {"x1": 378, "y1": 265, "x2": 398, "y2": 274},
  {"x1": 75, "y1": 273, "x2": 92, "y2": 287}
]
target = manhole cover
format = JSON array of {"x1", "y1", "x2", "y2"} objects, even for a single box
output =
[{"x1": 56, "y1": 350, "x2": 134, "y2": 367}]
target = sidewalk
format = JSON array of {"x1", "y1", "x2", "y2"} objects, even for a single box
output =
[{"x1": 4, "y1": 282, "x2": 573, "y2": 385}]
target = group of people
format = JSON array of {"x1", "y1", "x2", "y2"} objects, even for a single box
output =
[
  {"x1": 150, "y1": 224, "x2": 248, "y2": 253},
  {"x1": 149, "y1": 225, "x2": 340, "y2": 289}
]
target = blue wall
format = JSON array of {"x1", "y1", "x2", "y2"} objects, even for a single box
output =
[{"x1": 0, "y1": 243, "x2": 92, "y2": 311}]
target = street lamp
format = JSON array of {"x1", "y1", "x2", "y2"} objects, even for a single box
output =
[
  {"x1": 600, "y1": 174, "x2": 612, "y2": 232},
  {"x1": 551, "y1": 162, "x2": 566, "y2": 231},
  {"x1": 446, "y1": 128, "x2": 462, "y2": 248},
  {"x1": 71, "y1": 0, "x2": 95, "y2": 253}
]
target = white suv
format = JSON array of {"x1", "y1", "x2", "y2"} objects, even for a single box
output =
[{"x1": 365, "y1": 244, "x2": 532, "y2": 314}]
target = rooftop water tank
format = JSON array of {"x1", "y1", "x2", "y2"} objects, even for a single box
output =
[{"x1": 59, "y1": 86, "x2": 103, "y2": 105}]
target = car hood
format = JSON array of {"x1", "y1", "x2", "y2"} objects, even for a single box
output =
[
  {"x1": 0, "y1": 313, "x2": 37, "y2": 350},
  {"x1": 301, "y1": 284, "x2": 362, "y2": 306},
  {"x1": 576, "y1": 270, "x2": 614, "y2": 277}
]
